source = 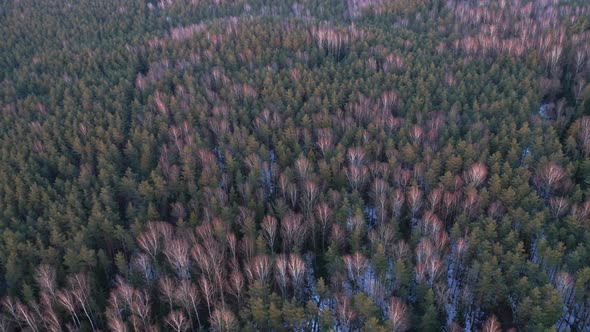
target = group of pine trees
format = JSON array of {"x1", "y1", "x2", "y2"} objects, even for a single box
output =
[{"x1": 0, "y1": 0, "x2": 589, "y2": 331}]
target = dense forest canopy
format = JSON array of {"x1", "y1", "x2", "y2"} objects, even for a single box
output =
[{"x1": 0, "y1": 0, "x2": 589, "y2": 331}]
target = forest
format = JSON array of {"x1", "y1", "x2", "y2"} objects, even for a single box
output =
[{"x1": 0, "y1": 0, "x2": 589, "y2": 331}]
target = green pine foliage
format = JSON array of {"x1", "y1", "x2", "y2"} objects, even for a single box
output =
[{"x1": 0, "y1": 0, "x2": 589, "y2": 331}]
